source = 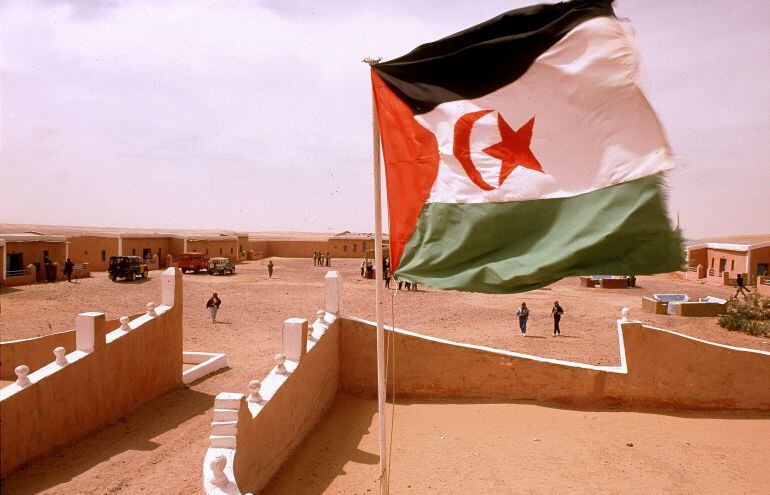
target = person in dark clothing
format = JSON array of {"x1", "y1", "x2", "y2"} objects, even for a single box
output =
[
  {"x1": 267, "y1": 260, "x2": 274, "y2": 278},
  {"x1": 551, "y1": 301, "x2": 564, "y2": 336},
  {"x1": 44, "y1": 257, "x2": 55, "y2": 283},
  {"x1": 515, "y1": 302, "x2": 530, "y2": 336},
  {"x1": 325, "y1": 252, "x2": 331, "y2": 267},
  {"x1": 206, "y1": 293, "x2": 222, "y2": 323},
  {"x1": 64, "y1": 258, "x2": 75, "y2": 282},
  {"x1": 384, "y1": 268, "x2": 391, "y2": 289},
  {"x1": 733, "y1": 274, "x2": 751, "y2": 299}
]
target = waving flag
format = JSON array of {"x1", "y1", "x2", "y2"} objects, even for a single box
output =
[{"x1": 372, "y1": 0, "x2": 683, "y2": 294}]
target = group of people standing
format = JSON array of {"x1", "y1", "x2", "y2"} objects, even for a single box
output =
[
  {"x1": 361, "y1": 256, "x2": 414, "y2": 292},
  {"x1": 515, "y1": 301, "x2": 564, "y2": 337},
  {"x1": 313, "y1": 251, "x2": 331, "y2": 267},
  {"x1": 41, "y1": 256, "x2": 77, "y2": 283}
]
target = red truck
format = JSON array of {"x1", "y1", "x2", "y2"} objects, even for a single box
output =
[{"x1": 177, "y1": 252, "x2": 209, "y2": 273}]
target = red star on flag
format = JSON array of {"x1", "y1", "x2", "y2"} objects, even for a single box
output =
[{"x1": 483, "y1": 114, "x2": 544, "y2": 186}]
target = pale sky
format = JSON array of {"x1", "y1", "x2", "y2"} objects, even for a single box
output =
[{"x1": 1, "y1": 0, "x2": 768, "y2": 239}]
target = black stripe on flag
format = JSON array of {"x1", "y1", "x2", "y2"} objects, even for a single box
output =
[{"x1": 373, "y1": 0, "x2": 614, "y2": 115}]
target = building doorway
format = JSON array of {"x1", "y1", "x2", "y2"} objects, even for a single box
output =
[
  {"x1": 757, "y1": 263, "x2": 769, "y2": 277},
  {"x1": 719, "y1": 258, "x2": 727, "y2": 274}
]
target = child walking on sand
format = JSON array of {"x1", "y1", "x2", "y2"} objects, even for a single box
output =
[{"x1": 206, "y1": 293, "x2": 221, "y2": 323}]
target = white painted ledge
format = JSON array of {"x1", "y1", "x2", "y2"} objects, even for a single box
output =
[{"x1": 183, "y1": 352, "x2": 228, "y2": 385}]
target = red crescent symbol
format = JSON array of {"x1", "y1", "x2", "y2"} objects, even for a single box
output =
[{"x1": 452, "y1": 109, "x2": 496, "y2": 191}]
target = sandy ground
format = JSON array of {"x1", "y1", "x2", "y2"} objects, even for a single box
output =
[
  {"x1": 1, "y1": 258, "x2": 769, "y2": 494},
  {"x1": 266, "y1": 394, "x2": 770, "y2": 495}
]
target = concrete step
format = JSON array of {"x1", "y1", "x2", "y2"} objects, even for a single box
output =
[
  {"x1": 211, "y1": 420, "x2": 238, "y2": 436},
  {"x1": 209, "y1": 435, "x2": 237, "y2": 449},
  {"x1": 213, "y1": 408, "x2": 238, "y2": 422},
  {"x1": 214, "y1": 392, "x2": 243, "y2": 410}
]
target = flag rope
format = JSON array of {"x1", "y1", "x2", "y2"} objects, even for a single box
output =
[{"x1": 374, "y1": 285, "x2": 399, "y2": 494}]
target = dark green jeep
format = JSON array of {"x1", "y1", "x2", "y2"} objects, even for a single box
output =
[{"x1": 108, "y1": 256, "x2": 149, "y2": 281}]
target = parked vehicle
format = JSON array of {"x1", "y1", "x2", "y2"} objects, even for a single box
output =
[
  {"x1": 177, "y1": 252, "x2": 209, "y2": 273},
  {"x1": 108, "y1": 256, "x2": 148, "y2": 281},
  {"x1": 208, "y1": 257, "x2": 236, "y2": 275}
]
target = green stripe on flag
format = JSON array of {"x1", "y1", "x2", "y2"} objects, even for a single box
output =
[{"x1": 395, "y1": 174, "x2": 684, "y2": 294}]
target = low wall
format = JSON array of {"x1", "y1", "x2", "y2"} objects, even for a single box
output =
[
  {"x1": 231, "y1": 317, "x2": 339, "y2": 493},
  {"x1": 203, "y1": 271, "x2": 343, "y2": 495},
  {"x1": 0, "y1": 268, "x2": 184, "y2": 477},
  {"x1": 641, "y1": 296, "x2": 667, "y2": 315},
  {"x1": 338, "y1": 316, "x2": 770, "y2": 410},
  {"x1": 0, "y1": 332, "x2": 75, "y2": 380},
  {"x1": 202, "y1": 274, "x2": 770, "y2": 494},
  {"x1": 1, "y1": 265, "x2": 37, "y2": 287},
  {"x1": 579, "y1": 276, "x2": 596, "y2": 288},
  {"x1": 0, "y1": 314, "x2": 142, "y2": 380},
  {"x1": 600, "y1": 278, "x2": 628, "y2": 289},
  {"x1": 674, "y1": 301, "x2": 725, "y2": 317}
]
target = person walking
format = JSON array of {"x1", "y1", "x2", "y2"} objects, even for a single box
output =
[
  {"x1": 733, "y1": 274, "x2": 751, "y2": 299},
  {"x1": 515, "y1": 302, "x2": 530, "y2": 336},
  {"x1": 325, "y1": 252, "x2": 331, "y2": 267},
  {"x1": 206, "y1": 293, "x2": 221, "y2": 323},
  {"x1": 384, "y1": 268, "x2": 391, "y2": 289},
  {"x1": 313, "y1": 251, "x2": 318, "y2": 266},
  {"x1": 551, "y1": 301, "x2": 564, "y2": 336},
  {"x1": 267, "y1": 260, "x2": 274, "y2": 278},
  {"x1": 64, "y1": 258, "x2": 75, "y2": 283}
]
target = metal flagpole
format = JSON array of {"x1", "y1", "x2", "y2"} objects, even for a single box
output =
[{"x1": 364, "y1": 57, "x2": 388, "y2": 495}]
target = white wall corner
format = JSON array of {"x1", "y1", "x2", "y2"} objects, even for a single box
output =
[
  {"x1": 324, "y1": 270, "x2": 342, "y2": 315},
  {"x1": 282, "y1": 318, "x2": 308, "y2": 361}
]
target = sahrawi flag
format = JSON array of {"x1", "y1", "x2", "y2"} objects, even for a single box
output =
[{"x1": 372, "y1": 0, "x2": 683, "y2": 294}]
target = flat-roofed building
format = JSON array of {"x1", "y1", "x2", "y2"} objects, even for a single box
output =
[
  {"x1": 686, "y1": 235, "x2": 770, "y2": 286},
  {"x1": 0, "y1": 232, "x2": 68, "y2": 285}
]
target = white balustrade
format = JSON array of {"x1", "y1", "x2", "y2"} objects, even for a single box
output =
[
  {"x1": 247, "y1": 380, "x2": 262, "y2": 403},
  {"x1": 209, "y1": 453, "x2": 228, "y2": 487},
  {"x1": 14, "y1": 365, "x2": 31, "y2": 388},
  {"x1": 54, "y1": 347, "x2": 68, "y2": 366},
  {"x1": 274, "y1": 353, "x2": 287, "y2": 375}
]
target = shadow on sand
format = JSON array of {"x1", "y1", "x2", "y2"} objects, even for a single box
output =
[
  {"x1": 263, "y1": 394, "x2": 379, "y2": 495},
  {"x1": 0, "y1": 386, "x2": 215, "y2": 494}
]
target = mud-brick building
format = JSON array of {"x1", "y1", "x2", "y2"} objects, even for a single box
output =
[
  {"x1": 686, "y1": 238, "x2": 770, "y2": 286},
  {"x1": 247, "y1": 232, "x2": 388, "y2": 260},
  {"x1": 0, "y1": 233, "x2": 68, "y2": 285}
]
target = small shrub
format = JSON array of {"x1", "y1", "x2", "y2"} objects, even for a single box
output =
[{"x1": 718, "y1": 292, "x2": 770, "y2": 337}]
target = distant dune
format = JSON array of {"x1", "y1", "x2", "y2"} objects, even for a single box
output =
[
  {"x1": 1, "y1": 223, "x2": 765, "y2": 245},
  {"x1": 687, "y1": 234, "x2": 770, "y2": 246},
  {"x1": 0, "y1": 223, "x2": 342, "y2": 239}
]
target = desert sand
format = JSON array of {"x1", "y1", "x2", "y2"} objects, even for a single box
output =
[
  {"x1": 1, "y1": 258, "x2": 768, "y2": 494},
  {"x1": 266, "y1": 394, "x2": 770, "y2": 495}
]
